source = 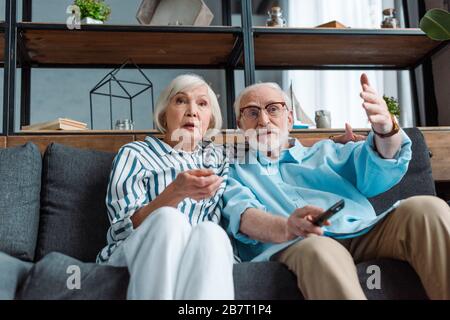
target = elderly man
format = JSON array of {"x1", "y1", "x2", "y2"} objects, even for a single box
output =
[{"x1": 222, "y1": 74, "x2": 450, "y2": 300}]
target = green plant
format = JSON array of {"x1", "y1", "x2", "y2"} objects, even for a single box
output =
[
  {"x1": 420, "y1": 8, "x2": 450, "y2": 41},
  {"x1": 74, "y1": 0, "x2": 111, "y2": 22},
  {"x1": 383, "y1": 96, "x2": 400, "y2": 117}
]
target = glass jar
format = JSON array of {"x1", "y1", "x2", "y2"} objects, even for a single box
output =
[
  {"x1": 266, "y1": 6, "x2": 287, "y2": 27},
  {"x1": 115, "y1": 119, "x2": 134, "y2": 130}
]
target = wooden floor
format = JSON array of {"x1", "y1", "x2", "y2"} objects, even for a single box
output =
[{"x1": 2, "y1": 127, "x2": 450, "y2": 182}]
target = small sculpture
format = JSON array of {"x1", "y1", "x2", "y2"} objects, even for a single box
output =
[
  {"x1": 315, "y1": 110, "x2": 331, "y2": 129},
  {"x1": 266, "y1": 6, "x2": 286, "y2": 27},
  {"x1": 381, "y1": 8, "x2": 399, "y2": 28}
]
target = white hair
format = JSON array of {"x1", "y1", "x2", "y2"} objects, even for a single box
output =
[
  {"x1": 233, "y1": 82, "x2": 292, "y2": 120},
  {"x1": 154, "y1": 74, "x2": 222, "y2": 133}
]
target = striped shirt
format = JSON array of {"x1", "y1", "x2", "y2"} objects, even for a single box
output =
[{"x1": 97, "y1": 136, "x2": 229, "y2": 263}]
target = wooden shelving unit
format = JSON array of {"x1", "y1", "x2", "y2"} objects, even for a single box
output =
[
  {"x1": 18, "y1": 23, "x2": 242, "y2": 68},
  {"x1": 253, "y1": 27, "x2": 445, "y2": 69}
]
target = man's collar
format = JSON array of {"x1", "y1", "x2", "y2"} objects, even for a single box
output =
[{"x1": 254, "y1": 137, "x2": 305, "y2": 165}]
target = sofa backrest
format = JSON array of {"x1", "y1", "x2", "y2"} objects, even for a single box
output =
[
  {"x1": 369, "y1": 128, "x2": 436, "y2": 214},
  {"x1": 0, "y1": 127, "x2": 437, "y2": 263},
  {"x1": 35, "y1": 143, "x2": 116, "y2": 262},
  {"x1": 0, "y1": 143, "x2": 41, "y2": 262}
]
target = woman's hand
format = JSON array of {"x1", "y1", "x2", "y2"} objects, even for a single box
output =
[
  {"x1": 285, "y1": 205, "x2": 331, "y2": 241},
  {"x1": 172, "y1": 169, "x2": 223, "y2": 201}
]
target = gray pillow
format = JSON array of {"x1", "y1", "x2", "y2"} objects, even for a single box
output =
[
  {"x1": 17, "y1": 252, "x2": 129, "y2": 300},
  {"x1": 0, "y1": 252, "x2": 33, "y2": 299},
  {"x1": 36, "y1": 143, "x2": 115, "y2": 262},
  {"x1": 0, "y1": 142, "x2": 42, "y2": 261}
]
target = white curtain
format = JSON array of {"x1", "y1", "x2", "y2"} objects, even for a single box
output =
[{"x1": 286, "y1": 0, "x2": 412, "y2": 129}]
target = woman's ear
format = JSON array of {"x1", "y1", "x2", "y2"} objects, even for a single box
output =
[
  {"x1": 208, "y1": 117, "x2": 216, "y2": 130},
  {"x1": 159, "y1": 112, "x2": 167, "y2": 130}
]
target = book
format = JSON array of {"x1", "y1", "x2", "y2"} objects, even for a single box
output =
[
  {"x1": 22, "y1": 118, "x2": 88, "y2": 131},
  {"x1": 315, "y1": 20, "x2": 348, "y2": 28}
]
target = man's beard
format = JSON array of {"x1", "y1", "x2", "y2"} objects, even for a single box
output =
[{"x1": 246, "y1": 128, "x2": 289, "y2": 157}]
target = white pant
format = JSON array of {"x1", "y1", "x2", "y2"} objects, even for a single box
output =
[{"x1": 107, "y1": 207, "x2": 235, "y2": 300}]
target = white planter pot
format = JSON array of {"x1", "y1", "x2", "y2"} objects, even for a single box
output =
[{"x1": 81, "y1": 17, "x2": 103, "y2": 24}]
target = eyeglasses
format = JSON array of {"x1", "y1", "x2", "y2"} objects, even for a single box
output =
[{"x1": 240, "y1": 102, "x2": 287, "y2": 121}]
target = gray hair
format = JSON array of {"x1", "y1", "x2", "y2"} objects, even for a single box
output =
[
  {"x1": 154, "y1": 74, "x2": 222, "y2": 133},
  {"x1": 234, "y1": 82, "x2": 292, "y2": 120}
]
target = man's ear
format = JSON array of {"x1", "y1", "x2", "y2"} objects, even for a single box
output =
[
  {"x1": 288, "y1": 110, "x2": 294, "y2": 129},
  {"x1": 237, "y1": 117, "x2": 242, "y2": 130}
]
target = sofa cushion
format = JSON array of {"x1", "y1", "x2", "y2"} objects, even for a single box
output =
[
  {"x1": 0, "y1": 252, "x2": 33, "y2": 299},
  {"x1": 16, "y1": 252, "x2": 129, "y2": 300},
  {"x1": 356, "y1": 259, "x2": 427, "y2": 300},
  {"x1": 0, "y1": 142, "x2": 41, "y2": 261},
  {"x1": 234, "y1": 259, "x2": 427, "y2": 300},
  {"x1": 36, "y1": 143, "x2": 115, "y2": 262},
  {"x1": 368, "y1": 128, "x2": 436, "y2": 214}
]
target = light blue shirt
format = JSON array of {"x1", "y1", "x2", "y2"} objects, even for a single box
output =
[{"x1": 222, "y1": 130, "x2": 412, "y2": 262}]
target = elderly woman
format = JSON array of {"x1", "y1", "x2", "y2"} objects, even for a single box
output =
[{"x1": 97, "y1": 74, "x2": 234, "y2": 300}]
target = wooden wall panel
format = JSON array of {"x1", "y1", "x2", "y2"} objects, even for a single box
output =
[
  {"x1": 4, "y1": 128, "x2": 450, "y2": 182},
  {"x1": 6, "y1": 135, "x2": 134, "y2": 154},
  {"x1": 422, "y1": 131, "x2": 450, "y2": 182},
  {"x1": 0, "y1": 136, "x2": 6, "y2": 149}
]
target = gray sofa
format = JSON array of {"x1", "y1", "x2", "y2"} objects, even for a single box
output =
[{"x1": 0, "y1": 128, "x2": 435, "y2": 300}]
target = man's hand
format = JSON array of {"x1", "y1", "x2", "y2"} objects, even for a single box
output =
[
  {"x1": 330, "y1": 123, "x2": 367, "y2": 144},
  {"x1": 285, "y1": 205, "x2": 331, "y2": 241},
  {"x1": 360, "y1": 73, "x2": 393, "y2": 134},
  {"x1": 360, "y1": 73, "x2": 402, "y2": 159}
]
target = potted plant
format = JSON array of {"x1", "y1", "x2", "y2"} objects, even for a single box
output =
[
  {"x1": 420, "y1": 8, "x2": 450, "y2": 41},
  {"x1": 383, "y1": 95, "x2": 401, "y2": 118},
  {"x1": 74, "y1": 0, "x2": 111, "y2": 24}
]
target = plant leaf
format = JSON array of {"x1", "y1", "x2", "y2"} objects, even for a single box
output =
[{"x1": 420, "y1": 8, "x2": 450, "y2": 41}]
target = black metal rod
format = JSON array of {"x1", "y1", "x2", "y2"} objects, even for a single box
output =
[
  {"x1": 3, "y1": 0, "x2": 17, "y2": 135},
  {"x1": 409, "y1": 67, "x2": 422, "y2": 126},
  {"x1": 17, "y1": 22, "x2": 242, "y2": 34},
  {"x1": 92, "y1": 92, "x2": 137, "y2": 100},
  {"x1": 131, "y1": 86, "x2": 152, "y2": 99},
  {"x1": 227, "y1": 36, "x2": 244, "y2": 68},
  {"x1": 151, "y1": 86, "x2": 155, "y2": 129},
  {"x1": 23, "y1": 0, "x2": 32, "y2": 21},
  {"x1": 19, "y1": 0, "x2": 32, "y2": 128},
  {"x1": 109, "y1": 80, "x2": 113, "y2": 130},
  {"x1": 226, "y1": 67, "x2": 236, "y2": 129},
  {"x1": 222, "y1": 0, "x2": 232, "y2": 26},
  {"x1": 89, "y1": 93, "x2": 94, "y2": 129},
  {"x1": 241, "y1": 0, "x2": 255, "y2": 86},
  {"x1": 402, "y1": 0, "x2": 410, "y2": 28},
  {"x1": 253, "y1": 27, "x2": 427, "y2": 36},
  {"x1": 130, "y1": 99, "x2": 133, "y2": 124},
  {"x1": 20, "y1": 68, "x2": 31, "y2": 127}
]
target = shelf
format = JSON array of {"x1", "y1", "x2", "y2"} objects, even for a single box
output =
[
  {"x1": 17, "y1": 23, "x2": 242, "y2": 68},
  {"x1": 253, "y1": 27, "x2": 447, "y2": 69}
]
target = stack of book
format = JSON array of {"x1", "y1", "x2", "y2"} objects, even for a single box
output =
[{"x1": 21, "y1": 118, "x2": 88, "y2": 131}]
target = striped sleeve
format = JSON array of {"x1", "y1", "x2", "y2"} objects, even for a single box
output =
[{"x1": 106, "y1": 146, "x2": 149, "y2": 241}]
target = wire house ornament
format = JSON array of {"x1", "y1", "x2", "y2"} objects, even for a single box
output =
[{"x1": 89, "y1": 59, "x2": 154, "y2": 129}]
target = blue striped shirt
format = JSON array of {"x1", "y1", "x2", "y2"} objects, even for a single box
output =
[{"x1": 97, "y1": 136, "x2": 229, "y2": 263}]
